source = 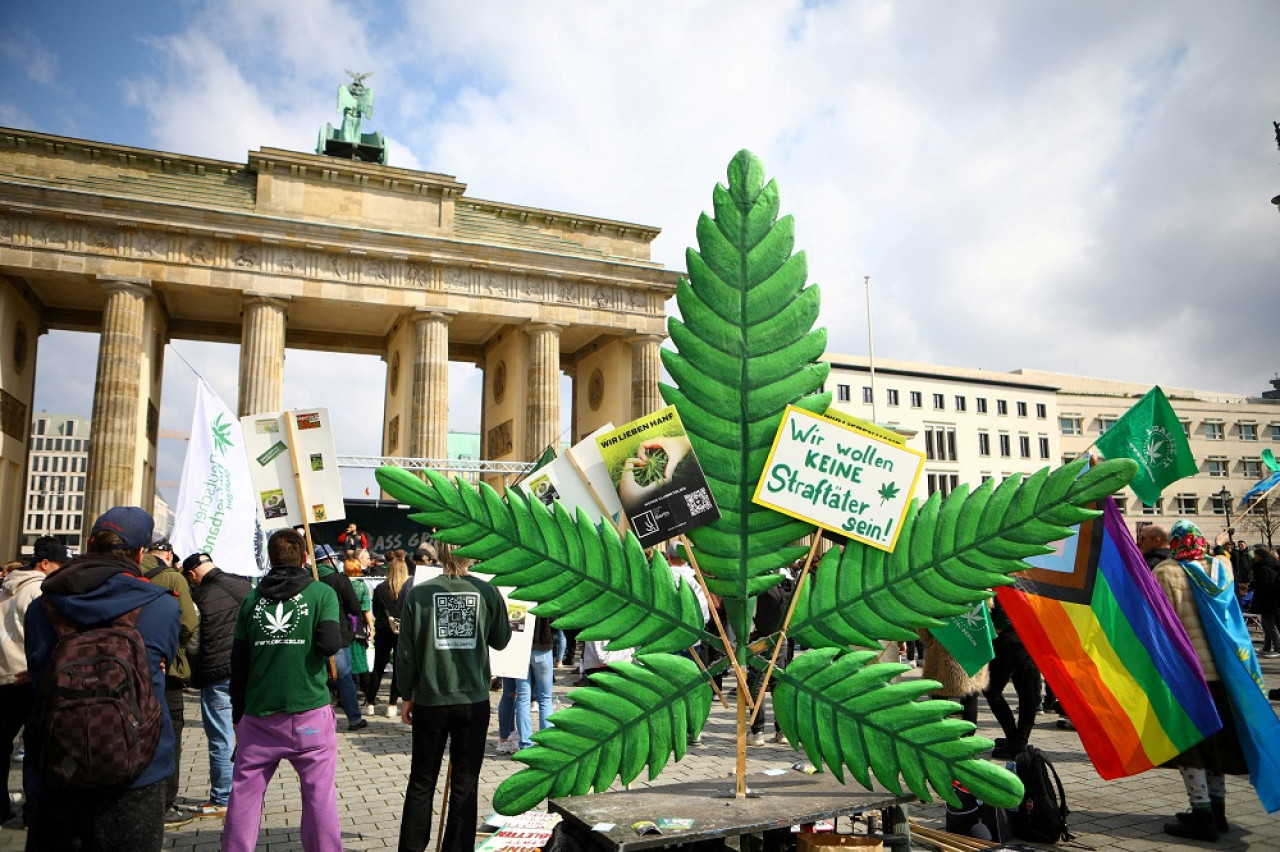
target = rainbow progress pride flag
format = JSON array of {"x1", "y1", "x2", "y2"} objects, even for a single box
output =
[{"x1": 997, "y1": 498, "x2": 1221, "y2": 779}]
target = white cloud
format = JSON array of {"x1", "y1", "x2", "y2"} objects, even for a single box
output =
[{"x1": 17, "y1": 0, "x2": 1280, "y2": 498}]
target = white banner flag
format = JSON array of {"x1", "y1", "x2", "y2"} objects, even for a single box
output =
[{"x1": 171, "y1": 381, "x2": 263, "y2": 576}]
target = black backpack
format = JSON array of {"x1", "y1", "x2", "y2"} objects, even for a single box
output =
[
  {"x1": 33, "y1": 599, "x2": 164, "y2": 789},
  {"x1": 1010, "y1": 744, "x2": 1072, "y2": 843}
]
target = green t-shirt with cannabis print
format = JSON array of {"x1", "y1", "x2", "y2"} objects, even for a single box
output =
[{"x1": 234, "y1": 579, "x2": 339, "y2": 718}]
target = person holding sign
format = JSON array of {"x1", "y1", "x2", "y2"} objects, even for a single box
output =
[{"x1": 396, "y1": 543, "x2": 511, "y2": 852}]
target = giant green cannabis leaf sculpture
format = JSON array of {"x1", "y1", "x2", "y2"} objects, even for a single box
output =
[{"x1": 375, "y1": 150, "x2": 1136, "y2": 815}]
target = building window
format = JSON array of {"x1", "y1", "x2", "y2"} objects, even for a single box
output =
[
  {"x1": 1205, "y1": 422, "x2": 1224, "y2": 440},
  {"x1": 1035, "y1": 403, "x2": 1047, "y2": 419},
  {"x1": 926, "y1": 473, "x2": 961, "y2": 497},
  {"x1": 925, "y1": 427, "x2": 958, "y2": 462},
  {"x1": 1211, "y1": 495, "x2": 1229, "y2": 516},
  {"x1": 1207, "y1": 459, "x2": 1228, "y2": 477},
  {"x1": 998, "y1": 434, "x2": 1011, "y2": 458},
  {"x1": 1060, "y1": 416, "x2": 1082, "y2": 436},
  {"x1": 1176, "y1": 494, "x2": 1198, "y2": 515},
  {"x1": 1039, "y1": 436, "x2": 1050, "y2": 459},
  {"x1": 1243, "y1": 459, "x2": 1262, "y2": 478},
  {"x1": 1016, "y1": 401, "x2": 1028, "y2": 417},
  {"x1": 862, "y1": 386, "x2": 873, "y2": 404},
  {"x1": 955, "y1": 395, "x2": 966, "y2": 412},
  {"x1": 887, "y1": 389, "x2": 899, "y2": 406},
  {"x1": 1141, "y1": 498, "x2": 1163, "y2": 515},
  {"x1": 1180, "y1": 420, "x2": 1191, "y2": 438},
  {"x1": 837, "y1": 384, "x2": 851, "y2": 402},
  {"x1": 1019, "y1": 435, "x2": 1031, "y2": 458},
  {"x1": 932, "y1": 393, "x2": 945, "y2": 410},
  {"x1": 910, "y1": 391, "x2": 922, "y2": 408},
  {"x1": 976, "y1": 398, "x2": 988, "y2": 414},
  {"x1": 1115, "y1": 497, "x2": 1127, "y2": 515},
  {"x1": 1270, "y1": 424, "x2": 1280, "y2": 441},
  {"x1": 997, "y1": 400, "x2": 1008, "y2": 416},
  {"x1": 1098, "y1": 417, "x2": 1117, "y2": 434},
  {"x1": 1240, "y1": 423, "x2": 1258, "y2": 441},
  {"x1": 978, "y1": 432, "x2": 991, "y2": 456}
]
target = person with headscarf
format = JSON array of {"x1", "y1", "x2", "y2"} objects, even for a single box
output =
[{"x1": 1153, "y1": 520, "x2": 1248, "y2": 841}]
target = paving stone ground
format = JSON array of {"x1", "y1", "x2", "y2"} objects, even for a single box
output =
[{"x1": 1, "y1": 655, "x2": 1277, "y2": 850}]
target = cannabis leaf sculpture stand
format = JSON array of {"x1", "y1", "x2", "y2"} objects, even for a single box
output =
[{"x1": 375, "y1": 151, "x2": 1136, "y2": 820}]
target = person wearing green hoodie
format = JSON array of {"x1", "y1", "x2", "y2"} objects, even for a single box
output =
[
  {"x1": 396, "y1": 542, "x2": 511, "y2": 852},
  {"x1": 141, "y1": 538, "x2": 199, "y2": 826}
]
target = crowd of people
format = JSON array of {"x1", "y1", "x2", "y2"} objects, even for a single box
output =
[{"x1": 1, "y1": 505, "x2": 1276, "y2": 849}]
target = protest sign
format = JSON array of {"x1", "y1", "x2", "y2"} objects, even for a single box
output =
[
  {"x1": 753, "y1": 406, "x2": 923, "y2": 552},
  {"x1": 240, "y1": 407, "x2": 345, "y2": 530},
  {"x1": 595, "y1": 405, "x2": 720, "y2": 548},
  {"x1": 521, "y1": 425, "x2": 623, "y2": 526},
  {"x1": 490, "y1": 588, "x2": 538, "y2": 680}
]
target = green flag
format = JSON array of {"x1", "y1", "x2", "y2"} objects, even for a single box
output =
[
  {"x1": 932, "y1": 600, "x2": 994, "y2": 677},
  {"x1": 1094, "y1": 386, "x2": 1197, "y2": 506}
]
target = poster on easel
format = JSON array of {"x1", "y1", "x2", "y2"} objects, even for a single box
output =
[
  {"x1": 240, "y1": 407, "x2": 346, "y2": 531},
  {"x1": 596, "y1": 405, "x2": 720, "y2": 549}
]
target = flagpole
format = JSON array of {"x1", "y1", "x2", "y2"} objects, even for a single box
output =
[
  {"x1": 285, "y1": 410, "x2": 338, "y2": 681},
  {"x1": 865, "y1": 275, "x2": 878, "y2": 425}
]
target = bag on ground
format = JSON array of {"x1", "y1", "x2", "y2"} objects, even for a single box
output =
[
  {"x1": 1010, "y1": 744, "x2": 1072, "y2": 843},
  {"x1": 33, "y1": 599, "x2": 164, "y2": 788}
]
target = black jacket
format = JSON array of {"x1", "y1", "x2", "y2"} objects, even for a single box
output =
[
  {"x1": 1143, "y1": 547, "x2": 1172, "y2": 572},
  {"x1": 1251, "y1": 555, "x2": 1280, "y2": 614},
  {"x1": 372, "y1": 580, "x2": 402, "y2": 635},
  {"x1": 190, "y1": 567, "x2": 252, "y2": 686},
  {"x1": 317, "y1": 563, "x2": 361, "y2": 647}
]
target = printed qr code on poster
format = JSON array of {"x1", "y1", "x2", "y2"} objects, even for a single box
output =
[{"x1": 685, "y1": 488, "x2": 713, "y2": 515}]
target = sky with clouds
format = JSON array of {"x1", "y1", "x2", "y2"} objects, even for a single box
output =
[{"x1": 3, "y1": 0, "x2": 1279, "y2": 502}]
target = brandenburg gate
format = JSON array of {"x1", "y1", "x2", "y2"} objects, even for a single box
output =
[{"x1": 0, "y1": 126, "x2": 679, "y2": 556}]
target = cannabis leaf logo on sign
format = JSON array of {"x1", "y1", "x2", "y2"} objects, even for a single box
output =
[
  {"x1": 211, "y1": 414, "x2": 234, "y2": 456},
  {"x1": 877, "y1": 481, "x2": 900, "y2": 505}
]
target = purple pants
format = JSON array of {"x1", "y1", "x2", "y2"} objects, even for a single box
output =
[{"x1": 222, "y1": 705, "x2": 341, "y2": 852}]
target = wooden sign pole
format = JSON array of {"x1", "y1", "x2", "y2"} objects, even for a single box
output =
[{"x1": 284, "y1": 411, "x2": 337, "y2": 681}]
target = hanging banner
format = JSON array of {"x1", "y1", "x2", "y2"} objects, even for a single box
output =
[
  {"x1": 595, "y1": 405, "x2": 720, "y2": 548},
  {"x1": 753, "y1": 406, "x2": 923, "y2": 552},
  {"x1": 240, "y1": 408, "x2": 345, "y2": 530},
  {"x1": 170, "y1": 380, "x2": 263, "y2": 576}
]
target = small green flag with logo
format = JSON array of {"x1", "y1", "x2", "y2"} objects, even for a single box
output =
[
  {"x1": 1095, "y1": 386, "x2": 1197, "y2": 506},
  {"x1": 931, "y1": 600, "x2": 994, "y2": 676}
]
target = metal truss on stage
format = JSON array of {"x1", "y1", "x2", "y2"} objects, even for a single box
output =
[{"x1": 336, "y1": 455, "x2": 535, "y2": 481}]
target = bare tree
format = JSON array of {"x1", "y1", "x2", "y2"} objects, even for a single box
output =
[{"x1": 1242, "y1": 496, "x2": 1280, "y2": 548}]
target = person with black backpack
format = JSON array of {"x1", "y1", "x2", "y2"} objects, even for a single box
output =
[{"x1": 22, "y1": 506, "x2": 180, "y2": 852}]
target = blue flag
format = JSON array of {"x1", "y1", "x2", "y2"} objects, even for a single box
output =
[{"x1": 1183, "y1": 559, "x2": 1280, "y2": 813}]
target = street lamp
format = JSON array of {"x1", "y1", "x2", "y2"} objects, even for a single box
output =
[{"x1": 1217, "y1": 487, "x2": 1233, "y2": 536}]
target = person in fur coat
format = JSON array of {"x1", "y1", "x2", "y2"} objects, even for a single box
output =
[{"x1": 918, "y1": 628, "x2": 989, "y2": 731}]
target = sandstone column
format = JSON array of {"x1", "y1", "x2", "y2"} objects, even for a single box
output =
[
  {"x1": 84, "y1": 278, "x2": 151, "y2": 527},
  {"x1": 238, "y1": 295, "x2": 288, "y2": 417},
  {"x1": 525, "y1": 323, "x2": 562, "y2": 459},
  {"x1": 631, "y1": 333, "x2": 664, "y2": 419},
  {"x1": 409, "y1": 310, "x2": 452, "y2": 460}
]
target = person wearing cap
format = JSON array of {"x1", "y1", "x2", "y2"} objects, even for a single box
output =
[
  {"x1": 182, "y1": 551, "x2": 251, "y2": 819},
  {"x1": 23, "y1": 506, "x2": 180, "y2": 851},
  {"x1": 142, "y1": 537, "x2": 199, "y2": 826},
  {"x1": 224, "y1": 528, "x2": 343, "y2": 852},
  {"x1": 313, "y1": 543, "x2": 367, "y2": 730},
  {"x1": 0, "y1": 537, "x2": 68, "y2": 824}
]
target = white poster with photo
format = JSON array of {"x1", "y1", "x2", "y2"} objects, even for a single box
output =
[
  {"x1": 521, "y1": 424, "x2": 623, "y2": 526},
  {"x1": 240, "y1": 408, "x2": 345, "y2": 530},
  {"x1": 489, "y1": 588, "x2": 537, "y2": 680}
]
